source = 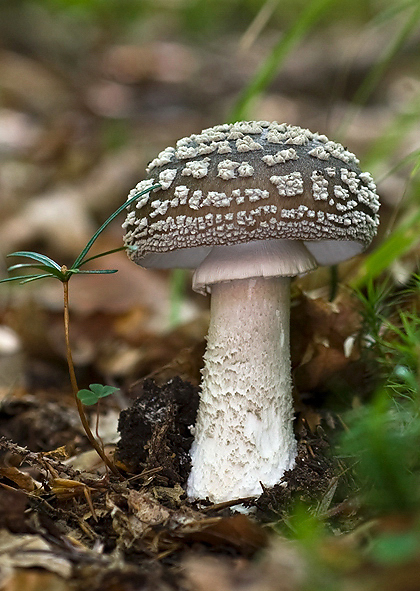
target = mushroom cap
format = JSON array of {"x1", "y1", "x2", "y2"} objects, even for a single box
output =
[{"x1": 123, "y1": 121, "x2": 379, "y2": 269}]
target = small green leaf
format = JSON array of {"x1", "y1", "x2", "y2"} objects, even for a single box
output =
[
  {"x1": 7, "y1": 251, "x2": 62, "y2": 271},
  {"x1": 1, "y1": 186, "x2": 159, "y2": 287},
  {"x1": 0, "y1": 273, "x2": 55, "y2": 284},
  {"x1": 77, "y1": 389, "x2": 101, "y2": 406},
  {"x1": 7, "y1": 263, "x2": 51, "y2": 272},
  {"x1": 77, "y1": 383, "x2": 119, "y2": 405},
  {"x1": 73, "y1": 269, "x2": 118, "y2": 275},
  {"x1": 7, "y1": 262, "x2": 66, "y2": 281},
  {"x1": 20, "y1": 273, "x2": 58, "y2": 284}
]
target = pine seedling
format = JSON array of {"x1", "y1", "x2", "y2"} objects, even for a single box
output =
[{"x1": 0, "y1": 185, "x2": 160, "y2": 478}]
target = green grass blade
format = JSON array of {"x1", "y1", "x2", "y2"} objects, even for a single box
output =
[
  {"x1": 362, "y1": 93, "x2": 420, "y2": 172},
  {"x1": 7, "y1": 251, "x2": 62, "y2": 272},
  {"x1": 72, "y1": 184, "x2": 160, "y2": 269},
  {"x1": 229, "y1": 0, "x2": 337, "y2": 122},
  {"x1": 375, "y1": 148, "x2": 420, "y2": 184},
  {"x1": 354, "y1": 5, "x2": 420, "y2": 107},
  {"x1": 338, "y1": 3, "x2": 420, "y2": 136},
  {"x1": 370, "y1": 0, "x2": 419, "y2": 26},
  {"x1": 351, "y1": 208, "x2": 420, "y2": 289},
  {"x1": 169, "y1": 268, "x2": 188, "y2": 328}
]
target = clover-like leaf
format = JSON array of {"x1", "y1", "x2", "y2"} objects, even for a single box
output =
[{"x1": 77, "y1": 383, "x2": 120, "y2": 406}]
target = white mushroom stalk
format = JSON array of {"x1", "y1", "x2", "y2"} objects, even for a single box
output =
[
  {"x1": 188, "y1": 276, "x2": 294, "y2": 501},
  {"x1": 188, "y1": 239, "x2": 316, "y2": 502}
]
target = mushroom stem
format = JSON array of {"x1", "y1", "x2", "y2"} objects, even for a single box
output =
[{"x1": 187, "y1": 276, "x2": 296, "y2": 503}]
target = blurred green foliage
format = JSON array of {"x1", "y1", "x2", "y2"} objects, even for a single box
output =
[
  {"x1": 3, "y1": 0, "x2": 410, "y2": 39},
  {"x1": 340, "y1": 392, "x2": 420, "y2": 513},
  {"x1": 339, "y1": 275, "x2": 420, "y2": 516}
]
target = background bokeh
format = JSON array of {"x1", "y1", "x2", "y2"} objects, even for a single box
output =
[
  {"x1": 1, "y1": 0, "x2": 420, "y2": 383},
  {"x1": 1, "y1": 3, "x2": 420, "y2": 590}
]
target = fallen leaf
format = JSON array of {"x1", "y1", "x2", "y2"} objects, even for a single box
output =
[
  {"x1": 174, "y1": 514, "x2": 268, "y2": 556},
  {"x1": 0, "y1": 466, "x2": 37, "y2": 492},
  {"x1": 0, "y1": 530, "x2": 72, "y2": 579},
  {"x1": 1, "y1": 569, "x2": 71, "y2": 591}
]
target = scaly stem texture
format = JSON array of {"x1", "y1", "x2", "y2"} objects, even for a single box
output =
[
  {"x1": 62, "y1": 276, "x2": 121, "y2": 478},
  {"x1": 188, "y1": 276, "x2": 297, "y2": 503}
]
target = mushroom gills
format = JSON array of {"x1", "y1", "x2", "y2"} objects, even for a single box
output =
[{"x1": 304, "y1": 239, "x2": 364, "y2": 266}]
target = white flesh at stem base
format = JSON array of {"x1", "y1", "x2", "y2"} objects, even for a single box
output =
[{"x1": 187, "y1": 275, "x2": 297, "y2": 503}]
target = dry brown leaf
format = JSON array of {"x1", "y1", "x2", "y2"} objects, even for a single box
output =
[
  {"x1": 0, "y1": 530, "x2": 72, "y2": 579},
  {"x1": 291, "y1": 290, "x2": 363, "y2": 392},
  {"x1": 0, "y1": 488, "x2": 28, "y2": 533},
  {"x1": 0, "y1": 466, "x2": 37, "y2": 492},
  {"x1": 295, "y1": 343, "x2": 351, "y2": 392},
  {"x1": 0, "y1": 570, "x2": 71, "y2": 591},
  {"x1": 176, "y1": 514, "x2": 267, "y2": 556},
  {"x1": 127, "y1": 489, "x2": 171, "y2": 528},
  {"x1": 50, "y1": 477, "x2": 92, "y2": 499},
  {"x1": 42, "y1": 446, "x2": 69, "y2": 462},
  {"x1": 107, "y1": 490, "x2": 157, "y2": 546}
]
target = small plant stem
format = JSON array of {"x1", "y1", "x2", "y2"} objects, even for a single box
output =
[{"x1": 62, "y1": 273, "x2": 122, "y2": 479}]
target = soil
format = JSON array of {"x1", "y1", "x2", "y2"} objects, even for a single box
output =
[
  {"x1": 116, "y1": 377, "x2": 335, "y2": 515},
  {"x1": 0, "y1": 377, "x2": 335, "y2": 590},
  {"x1": 116, "y1": 377, "x2": 200, "y2": 487}
]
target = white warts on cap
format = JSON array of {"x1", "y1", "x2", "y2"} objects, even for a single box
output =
[
  {"x1": 262, "y1": 148, "x2": 298, "y2": 166},
  {"x1": 124, "y1": 121, "x2": 380, "y2": 264},
  {"x1": 217, "y1": 160, "x2": 240, "y2": 180},
  {"x1": 311, "y1": 171, "x2": 329, "y2": 201},
  {"x1": 238, "y1": 162, "x2": 254, "y2": 177},
  {"x1": 308, "y1": 146, "x2": 330, "y2": 160},
  {"x1": 236, "y1": 136, "x2": 263, "y2": 152},
  {"x1": 181, "y1": 158, "x2": 210, "y2": 179},
  {"x1": 270, "y1": 172, "x2": 304, "y2": 196},
  {"x1": 158, "y1": 169, "x2": 177, "y2": 189}
]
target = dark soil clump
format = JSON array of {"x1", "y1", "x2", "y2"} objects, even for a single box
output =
[
  {"x1": 116, "y1": 377, "x2": 199, "y2": 486},
  {"x1": 255, "y1": 428, "x2": 335, "y2": 518}
]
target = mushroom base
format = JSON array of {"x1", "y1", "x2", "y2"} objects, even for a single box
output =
[{"x1": 187, "y1": 276, "x2": 296, "y2": 503}]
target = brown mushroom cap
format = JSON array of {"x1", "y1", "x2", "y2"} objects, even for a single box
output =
[{"x1": 123, "y1": 121, "x2": 379, "y2": 268}]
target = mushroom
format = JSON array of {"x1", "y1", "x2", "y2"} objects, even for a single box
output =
[{"x1": 123, "y1": 121, "x2": 379, "y2": 504}]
